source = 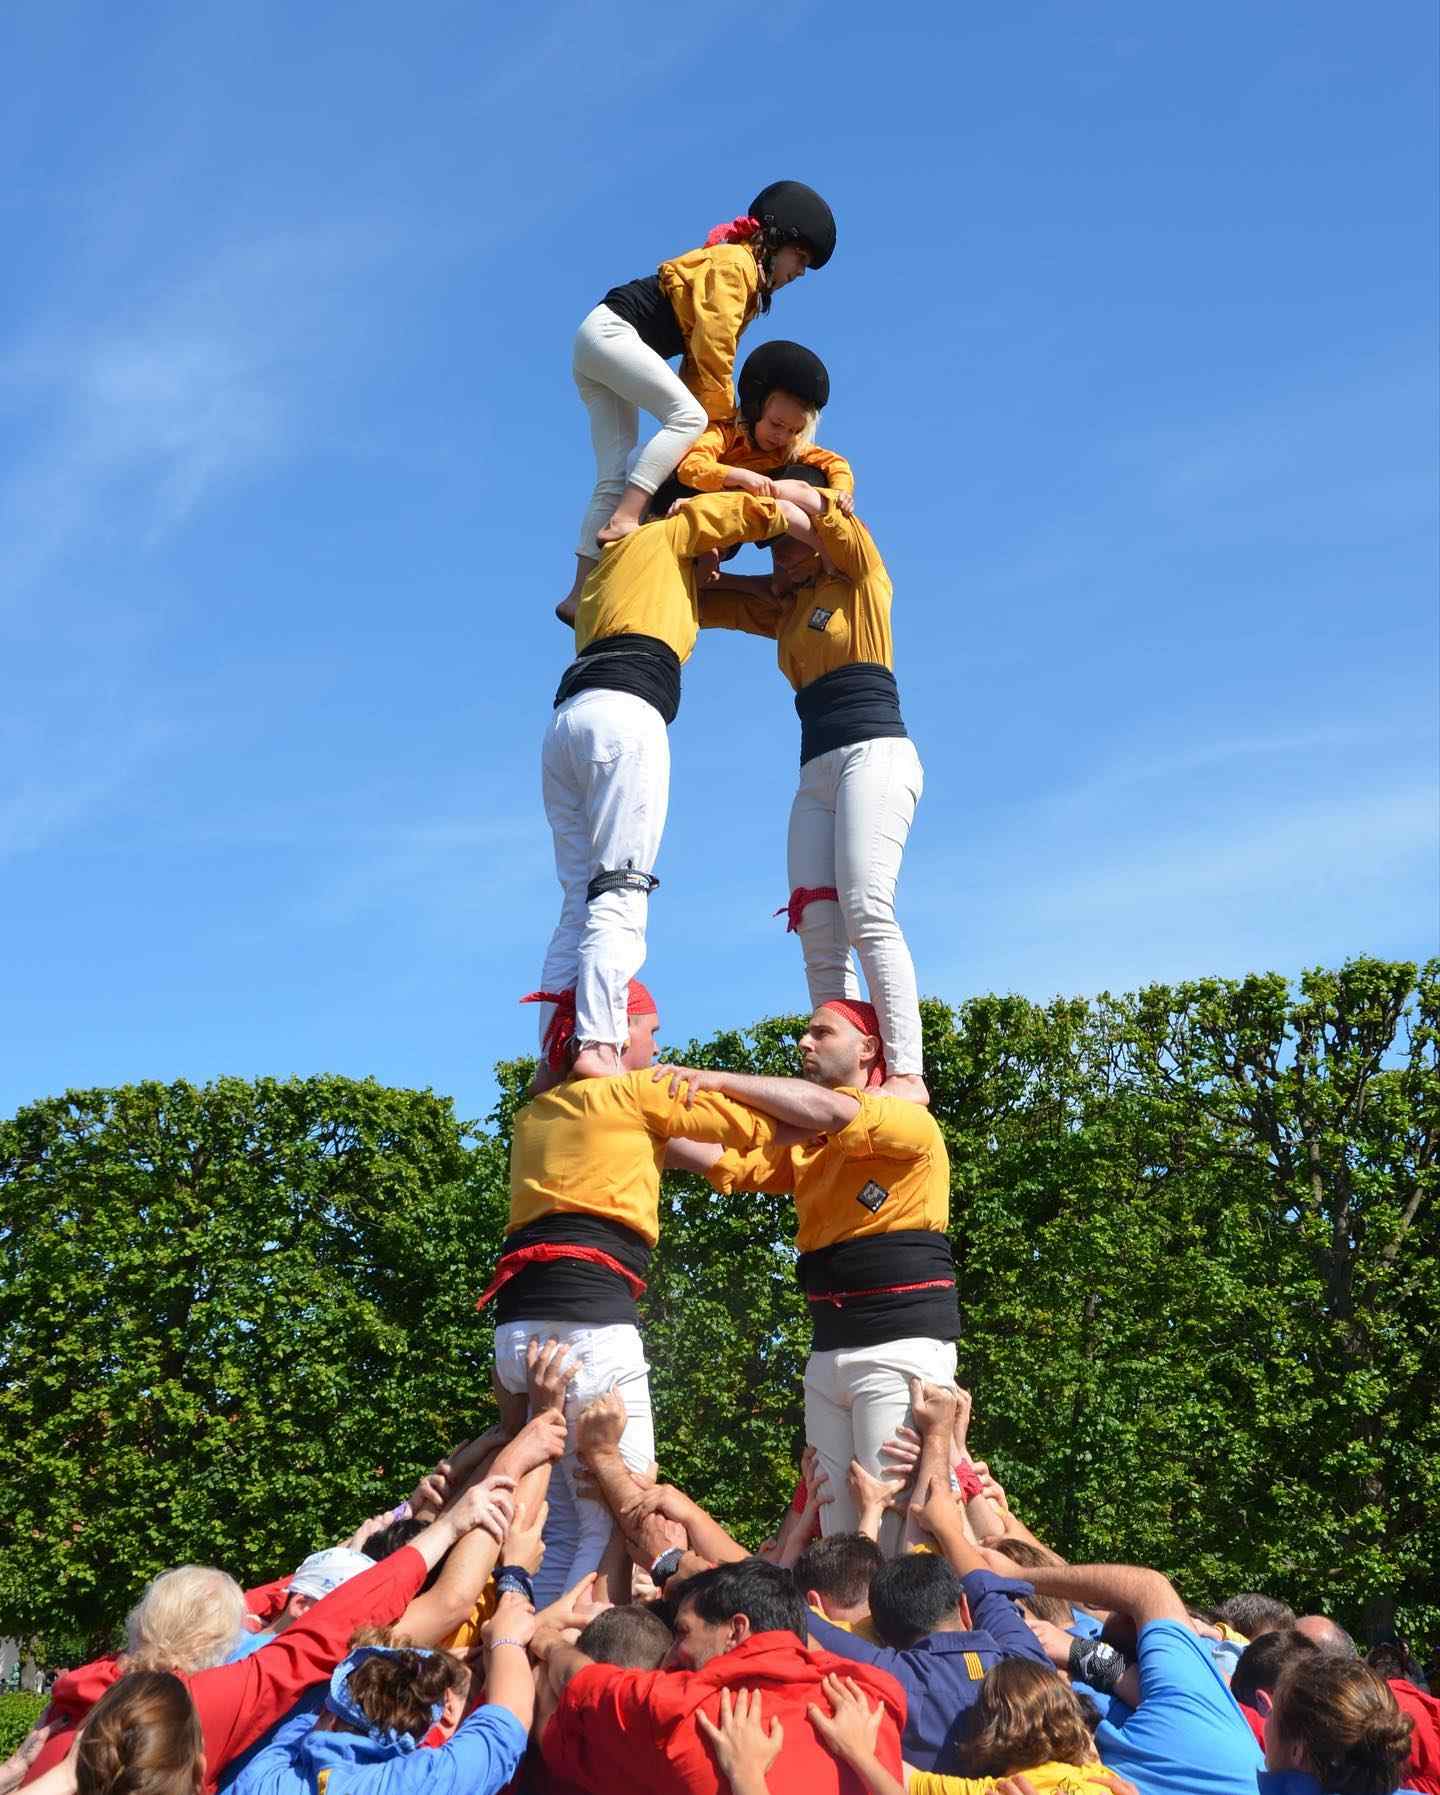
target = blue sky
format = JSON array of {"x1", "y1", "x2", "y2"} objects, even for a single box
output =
[{"x1": 3, "y1": 1, "x2": 1436, "y2": 1125}]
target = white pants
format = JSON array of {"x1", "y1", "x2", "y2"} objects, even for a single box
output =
[
  {"x1": 787, "y1": 736, "x2": 925, "y2": 1075},
  {"x1": 540, "y1": 688, "x2": 669, "y2": 1051},
  {"x1": 805, "y1": 1335, "x2": 958, "y2": 1546},
  {"x1": 572, "y1": 305, "x2": 708, "y2": 558},
  {"x1": 494, "y1": 1319, "x2": 656, "y2": 1608}
]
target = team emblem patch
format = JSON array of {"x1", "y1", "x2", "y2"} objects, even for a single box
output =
[
  {"x1": 808, "y1": 607, "x2": 833, "y2": 631},
  {"x1": 856, "y1": 1179, "x2": 889, "y2": 1213}
]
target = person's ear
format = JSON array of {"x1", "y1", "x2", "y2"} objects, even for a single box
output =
[
  {"x1": 957, "y1": 1595, "x2": 973, "y2": 1629},
  {"x1": 805, "y1": 1587, "x2": 825, "y2": 1613},
  {"x1": 730, "y1": 1614, "x2": 753, "y2": 1649}
]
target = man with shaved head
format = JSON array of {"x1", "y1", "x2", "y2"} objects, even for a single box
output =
[
  {"x1": 659, "y1": 998, "x2": 959, "y2": 1538},
  {"x1": 1295, "y1": 1613, "x2": 1359, "y2": 1656}
]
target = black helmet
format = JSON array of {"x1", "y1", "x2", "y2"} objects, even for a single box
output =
[
  {"x1": 738, "y1": 341, "x2": 831, "y2": 430},
  {"x1": 749, "y1": 180, "x2": 836, "y2": 270}
]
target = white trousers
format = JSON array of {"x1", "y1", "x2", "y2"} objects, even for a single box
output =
[
  {"x1": 540, "y1": 688, "x2": 669, "y2": 1051},
  {"x1": 494, "y1": 1320, "x2": 656, "y2": 1607},
  {"x1": 805, "y1": 1335, "x2": 958, "y2": 1547},
  {"x1": 787, "y1": 735, "x2": 926, "y2": 1075},
  {"x1": 572, "y1": 305, "x2": 708, "y2": 558}
]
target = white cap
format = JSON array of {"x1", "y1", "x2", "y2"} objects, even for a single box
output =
[{"x1": 288, "y1": 1548, "x2": 375, "y2": 1601}]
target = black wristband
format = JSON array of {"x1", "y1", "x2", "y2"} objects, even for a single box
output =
[
  {"x1": 1068, "y1": 1636, "x2": 1126, "y2": 1693},
  {"x1": 650, "y1": 1546, "x2": 685, "y2": 1587},
  {"x1": 495, "y1": 1564, "x2": 535, "y2": 1604}
]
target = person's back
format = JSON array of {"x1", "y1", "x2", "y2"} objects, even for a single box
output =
[{"x1": 542, "y1": 1560, "x2": 905, "y2": 1795}]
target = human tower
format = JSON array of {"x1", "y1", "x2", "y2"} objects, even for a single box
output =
[{"x1": 484, "y1": 180, "x2": 960, "y2": 1605}]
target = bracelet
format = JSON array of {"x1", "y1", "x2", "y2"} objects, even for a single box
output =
[
  {"x1": 495, "y1": 1565, "x2": 535, "y2": 1604},
  {"x1": 390, "y1": 1500, "x2": 412, "y2": 1524},
  {"x1": 650, "y1": 1545, "x2": 685, "y2": 1585},
  {"x1": 486, "y1": 1637, "x2": 530, "y2": 1652},
  {"x1": 1069, "y1": 1636, "x2": 1126, "y2": 1693}
]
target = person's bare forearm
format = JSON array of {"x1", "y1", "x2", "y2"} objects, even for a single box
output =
[
  {"x1": 694, "y1": 1070, "x2": 858, "y2": 1133},
  {"x1": 595, "y1": 1518, "x2": 632, "y2": 1606},
  {"x1": 670, "y1": 1493, "x2": 750, "y2": 1565},
  {"x1": 664, "y1": 1137, "x2": 724, "y2": 1174},
  {"x1": 1021, "y1": 1562, "x2": 1187, "y2": 1627},
  {"x1": 709, "y1": 570, "x2": 781, "y2": 599},
  {"x1": 397, "y1": 1522, "x2": 500, "y2": 1642},
  {"x1": 481, "y1": 1643, "x2": 535, "y2": 1731},
  {"x1": 586, "y1": 1449, "x2": 676, "y2": 1563},
  {"x1": 965, "y1": 1489, "x2": 1007, "y2": 1540}
]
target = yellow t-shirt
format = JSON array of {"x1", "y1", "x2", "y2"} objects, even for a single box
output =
[
  {"x1": 701, "y1": 492, "x2": 894, "y2": 690},
  {"x1": 509, "y1": 1070, "x2": 779, "y2": 1246},
  {"x1": 707, "y1": 1087, "x2": 949, "y2": 1253},
  {"x1": 908, "y1": 1762, "x2": 1115, "y2": 1795},
  {"x1": 807, "y1": 1605, "x2": 883, "y2": 1646},
  {"x1": 677, "y1": 420, "x2": 855, "y2": 494},
  {"x1": 657, "y1": 243, "x2": 763, "y2": 419},
  {"x1": 576, "y1": 492, "x2": 787, "y2": 663},
  {"x1": 440, "y1": 1583, "x2": 499, "y2": 1652}
]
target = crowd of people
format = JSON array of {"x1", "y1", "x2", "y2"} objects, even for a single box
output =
[
  {"x1": 8, "y1": 186, "x2": 1434, "y2": 1795},
  {"x1": 1, "y1": 1367, "x2": 1433, "y2": 1795}
]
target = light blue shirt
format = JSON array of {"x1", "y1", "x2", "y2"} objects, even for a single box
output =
[{"x1": 1094, "y1": 1619, "x2": 1263, "y2": 1795}]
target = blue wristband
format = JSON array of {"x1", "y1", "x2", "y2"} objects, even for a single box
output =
[{"x1": 495, "y1": 1564, "x2": 535, "y2": 1604}]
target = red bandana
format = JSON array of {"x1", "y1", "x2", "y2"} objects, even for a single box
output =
[
  {"x1": 519, "y1": 982, "x2": 659, "y2": 1072},
  {"x1": 818, "y1": 998, "x2": 886, "y2": 1088}
]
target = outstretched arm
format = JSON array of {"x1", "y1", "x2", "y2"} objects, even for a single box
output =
[
  {"x1": 652, "y1": 1066, "x2": 859, "y2": 1135},
  {"x1": 987, "y1": 1557, "x2": 1189, "y2": 1630}
]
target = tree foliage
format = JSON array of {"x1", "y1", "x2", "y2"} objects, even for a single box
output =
[{"x1": 1, "y1": 960, "x2": 1435, "y2": 1661}]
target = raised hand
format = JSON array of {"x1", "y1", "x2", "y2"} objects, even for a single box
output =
[
  {"x1": 481, "y1": 1589, "x2": 537, "y2": 1653},
  {"x1": 448, "y1": 1472, "x2": 517, "y2": 1545},
  {"x1": 575, "y1": 1389, "x2": 628, "y2": 1460},
  {"x1": 535, "y1": 1570, "x2": 612, "y2": 1642},
  {"x1": 651, "y1": 1063, "x2": 727, "y2": 1107},
  {"x1": 878, "y1": 1423, "x2": 921, "y2": 1476},
  {"x1": 908, "y1": 1377, "x2": 959, "y2": 1435},
  {"x1": 504, "y1": 1408, "x2": 568, "y2": 1475},
  {"x1": 502, "y1": 1498, "x2": 549, "y2": 1576},
  {"x1": 526, "y1": 1336, "x2": 579, "y2": 1414}
]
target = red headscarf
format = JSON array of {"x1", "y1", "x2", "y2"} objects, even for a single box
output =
[
  {"x1": 704, "y1": 214, "x2": 761, "y2": 246},
  {"x1": 817, "y1": 999, "x2": 886, "y2": 1088},
  {"x1": 520, "y1": 982, "x2": 659, "y2": 1072}
]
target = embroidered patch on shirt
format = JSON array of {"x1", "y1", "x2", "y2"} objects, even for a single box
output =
[
  {"x1": 807, "y1": 607, "x2": 833, "y2": 631},
  {"x1": 855, "y1": 1179, "x2": 889, "y2": 1213},
  {"x1": 964, "y1": 1651, "x2": 984, "y2": 1680}
]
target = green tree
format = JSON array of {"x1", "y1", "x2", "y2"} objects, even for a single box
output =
[{"x1": 0, "y1": 1076, "x2": 503, "y2": 1657}]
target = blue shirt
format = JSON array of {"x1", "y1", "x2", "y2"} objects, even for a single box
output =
[
  {"x1": 1258, "y1": 1774, "x2": 1424, "y2": 1795},
  {"x1": 807, "y1": 1570, "x2": 1050, "y2": 1772},
  {"x1": 1094, "y1": 1619, "x2": 1263, "y2": 1795},
  {"x1": 233, "y1": 1697, "x2": 526, "y2": 1795}
]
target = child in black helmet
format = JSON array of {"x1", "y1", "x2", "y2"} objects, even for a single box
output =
[
  {"x1": 557, "y1": 181, "x2": 837, "y2": 624},
  {"x1": 677, "y1": 338, "x2": 854, "y2": 508}
]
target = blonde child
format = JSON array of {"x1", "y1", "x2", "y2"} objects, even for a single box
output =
[
  {"x1": 676, "y1": 338, "x2": 853, "y2": 502},
  {"x1": 558, "y1": 180, "x2": 836, "y2": 623}
]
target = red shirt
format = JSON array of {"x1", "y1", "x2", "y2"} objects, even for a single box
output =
[
  {"x1": 25, "y1": 1547, "x2": 427, "y2": 1793},
  {"x1": 542, "y1": 1630, "x2": 906, "y2": 1795},
  {"x1": 1391, "y1": 1679, "x2": 1440, "y2": 1795}
]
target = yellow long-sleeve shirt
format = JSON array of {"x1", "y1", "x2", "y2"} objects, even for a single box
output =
[
  {"x1": 908, "y1": 1763, "x2": 1115, "y2": 1795},
  {"x1": 706, "y1": 1087, "x2": 948, "y2": 1253},
  {"x1": 575, "y1": 492, "x2": 788, "y2": 662},
  {"x1": 657, "y1": 244, "x2": 763, "y2": 419},
  {"x1": 509, "y1": 1069, "x2": 779, "y2": 1246},
  {"x1": 676, "y1": 419, "x2": 855, "y2": 494},
  {"x1": 699, "y1": 492, "x2": 893, "y2": 691}
]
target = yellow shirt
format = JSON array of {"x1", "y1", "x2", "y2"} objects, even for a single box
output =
[
  {"x1": 440, "y1": 1583, "x2": 498, "y2": 1652},
  {"x1": 509, "y1": 1070, "x2": 779, "y2": 1246},
  {"x1": 576, "y1": 492, "x2": 787, "y2": 663},
  {"x1": 808, "y1": 1605, "x2": 883, "y2": 1646},
  {"x1": 707, "y1": 1088, "x2": 949, "y2": 1253},
  {"x1": 700, "y1": 492, "x2": 894, "y2": 691},
  {"x1": 677, "y1": 420, "x2": 855, "y2": 494},
  {"x1": 908, "y1": 1763, "x2": 1114, "y2": 1795},
  {"x1": 657, "y1": 244, "x2": 763, "y2": 419}
]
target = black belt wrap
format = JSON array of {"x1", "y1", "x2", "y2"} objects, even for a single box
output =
[
  {"x1": 798, "y1": 1230, "x2": 959, "y2": 1351},
  {"x1": 555, "y1": 634, "x2": 681, "y2": 725},
  {"x1": 795, "y1": 662, "x2": 908, "y2": 766},
  {"x1": 492, "y1": 1212, "x2": 653, "y2": 1326}
]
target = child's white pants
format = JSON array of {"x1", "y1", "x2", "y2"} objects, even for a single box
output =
[
  {"x1": 786, "y1": 735, "x2": 925, "y2": 1075},
  {"x1": 540, "y1": 688, "x2": 669, "y2": 1050},
  {"x1": 572, "y1": 305, "x2": 707, "y2": 558}
]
